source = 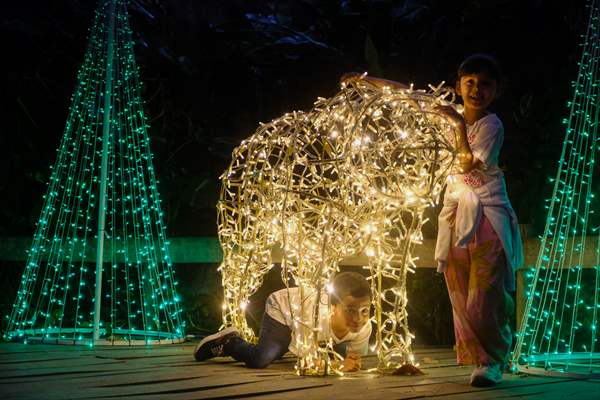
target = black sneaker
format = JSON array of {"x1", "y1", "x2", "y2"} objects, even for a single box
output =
[{"x1": 194, "y1": 327, "x2": 239, "y2": 361}]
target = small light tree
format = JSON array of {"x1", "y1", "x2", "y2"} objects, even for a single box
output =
[
  {"x1": 512, "y1": 0, "x2": 600, "y2": 377},
  {"x1": 5, "y1": 0, "x2": 184, "y2": 345}
]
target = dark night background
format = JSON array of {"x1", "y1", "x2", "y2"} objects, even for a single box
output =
[{"x1": 0, "y1": 0, "x2": 590, "y2": 342}]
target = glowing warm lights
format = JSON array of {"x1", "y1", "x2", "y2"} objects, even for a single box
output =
[
  {"x1": 512, "y1": 0, "x2": 600, "y2": 377},
  {"x1": 5, "y1": 0, "x2": 183, "y2": 345},
  {"x1": 218, "y1": 76, "x2": 460, "y2": 374}
]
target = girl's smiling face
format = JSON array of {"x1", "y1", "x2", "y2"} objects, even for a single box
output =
[{"x1": 456, "y1": 73, "x2": 498, "y2": 112}]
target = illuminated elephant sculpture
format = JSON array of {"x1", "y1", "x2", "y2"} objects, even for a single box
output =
[{"x1": 217, "y1": 78, "x2": 457, "y2": 374}]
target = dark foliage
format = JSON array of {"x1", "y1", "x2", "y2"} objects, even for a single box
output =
[{"x1": 0, "y1": 0, "x2": 588, "y2": 238}]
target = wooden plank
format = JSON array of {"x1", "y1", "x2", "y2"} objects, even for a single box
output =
[
  {"x1": 434, "y1": 377, "x2": 600, "y2": 400},
  {"x1": 88, "y1": 378, "x2": 332, "y2": 400},
  {"x1": 1, "y1": 372, "x2": 265, "y2": 400},
  {"x1": 0, "y1": 236, "x2": 223, "y2": 264},
  {"x1": 1, "y1": 344, "x2": 596, "y2": 400},
  {"x1": 4, "y1": 234, "x2": 597, "y2": 268}
]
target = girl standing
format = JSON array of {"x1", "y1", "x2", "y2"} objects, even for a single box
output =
[{"x1": 435, "y1": 54, "x2": 524, "y2": 387}]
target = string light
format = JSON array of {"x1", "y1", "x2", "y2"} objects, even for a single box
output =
[
  {"x1": 512, "y1": 0, "x2": 600, "y2": 376},
  {"x1": 4, "y1": 0, "x2": 184, "y2": 345},
  {"x1": 218, "y1": 77, "x2": 460, "y2": 374}
]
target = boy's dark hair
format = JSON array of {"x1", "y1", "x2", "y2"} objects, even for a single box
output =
[
  {"x1": 331, "y1": 272, "x2": 371, "y2": 304},
  {"x1": 457, "y1": 54, "x2": 503, "y2": 83}
]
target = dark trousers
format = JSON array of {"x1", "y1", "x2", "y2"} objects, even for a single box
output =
[
  {"x1": 224, "y1": 312, "x2": 350, "y2": 369},
  {"x1": 225, "y1": 312, "x2": 291, "y2": 369}
]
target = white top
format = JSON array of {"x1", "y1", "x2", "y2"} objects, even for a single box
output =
[
  {"x1": 265, "y1": 287, "x2": 372, "y2": 356},
  {"x1": 435, "y1": 114, "x2": 524, "y2": 291}
]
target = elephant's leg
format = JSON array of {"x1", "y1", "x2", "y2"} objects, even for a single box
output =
[
  {"x1": 220, "y1": 246, "x2": 275, "y2": 342},
  {"x1": 220, "y1": 251, "x2": 254, "y2": 341},
  {"x1": 372, "y1": 213, "x2": 421, "y2": 370}
]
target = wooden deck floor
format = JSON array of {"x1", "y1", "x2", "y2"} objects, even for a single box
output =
[{"x1": 1, "y1": 343, "x2": 598, "y2": 399}]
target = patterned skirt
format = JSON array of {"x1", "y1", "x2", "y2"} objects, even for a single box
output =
[{"x1": 443, "y1": 215, "x2": 513, "y2": 365}]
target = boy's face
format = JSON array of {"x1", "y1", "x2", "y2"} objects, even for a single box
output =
[
  {"x1": 333, "y1": 295, "x2": 371, "y2": 333},
  {"x1": 456, "y1": 72, "x2": 498, "y2": 112}
]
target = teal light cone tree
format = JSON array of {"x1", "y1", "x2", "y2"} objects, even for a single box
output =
[
  {"x1": 4, "y1": 0, "x2": 184, "y2": 345},
  {"x1": 512, "y1": 0, "x2": 600, "y2": 377}
]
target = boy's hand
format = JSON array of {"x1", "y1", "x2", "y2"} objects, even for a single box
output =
[{"x1": 341, "y1": 352, "x2": 362, "y2": 372}]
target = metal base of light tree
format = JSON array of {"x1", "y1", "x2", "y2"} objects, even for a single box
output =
[{"x1": 515, "y1": 353, "x2": 600, "y2": 379}]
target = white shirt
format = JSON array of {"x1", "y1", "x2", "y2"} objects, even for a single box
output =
[
  {"x1": 435, "y1": 114, "x2": 524, "y2": 291},
  {"x1": 265, "y1": 287, "x2": 372, "y2": 356}
]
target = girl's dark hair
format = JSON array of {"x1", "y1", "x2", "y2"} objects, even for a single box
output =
[
  {"x1": 457, "y1": 54, "x2": 503, "y2": 82},
  {"x1": 331, "y1": 272, "x2": 371, "y2": 304}
]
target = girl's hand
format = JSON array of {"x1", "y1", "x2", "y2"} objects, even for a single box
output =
[
  {"x1": 446, "y1": 209, "x2": 457, "y2": 227},
  {"x1": 341, "y1": 352, "x2": 362, "y2": 372},
  {"x1": 435, "y1": 105, "x2": 475, "y2": 172},
  {"x1": 340, "y1": 72, "x2": 365, "y2": 85},
  {"x1": 435, "y1": 105, "x2": 464, "y2": 127}
]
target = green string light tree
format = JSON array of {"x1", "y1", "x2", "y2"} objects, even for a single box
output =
[
  {"x1": 4, "y1": 0, "x2": 184, "y2": 345},
  {"x1": 512, "y1": 0, "x2": 600, "y2": 377}
]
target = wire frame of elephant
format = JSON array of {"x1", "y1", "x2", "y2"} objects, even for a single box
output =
[{"x1": 217, "y1": 78, "x2": 458, "y2": 375}]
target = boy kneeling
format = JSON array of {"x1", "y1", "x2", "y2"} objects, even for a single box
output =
[{"x1": 194, "y1": 272, "x2": 372, "y2": 372}]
